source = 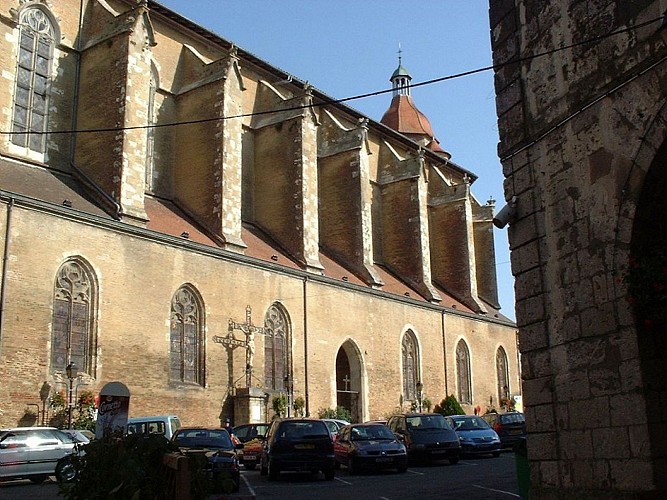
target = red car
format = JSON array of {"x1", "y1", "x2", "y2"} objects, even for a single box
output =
[{"x1": 232, "y1": 423, "x2": 270, "y2": 470}]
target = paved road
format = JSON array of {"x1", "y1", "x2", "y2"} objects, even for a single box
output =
[{"x1": 1, "y1": 451, "x2": 520, "y2": 499}]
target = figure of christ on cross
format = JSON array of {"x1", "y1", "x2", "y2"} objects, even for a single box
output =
[{"x1": 213, "y1": 305, "x2": 269, "y2": 388}]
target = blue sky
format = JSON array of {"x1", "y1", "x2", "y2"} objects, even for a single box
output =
[{"x1": 156, "y1": 1, "x2": 515, "y2": 320}]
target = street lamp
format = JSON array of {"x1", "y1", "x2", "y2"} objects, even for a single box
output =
[
  {"x1": 283, "y1": 374, "x2": 293, "y2": 417},
  {"x1": 416, "y1": 380, "x2": 423, "y2": 412},
  {"x1": 65, "y1": 362, "x2": 78, "y2": 429}
]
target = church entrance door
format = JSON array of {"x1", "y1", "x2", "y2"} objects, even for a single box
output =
[{"x1": 336, "y1": 341, "x2": 362, "y2": 423}]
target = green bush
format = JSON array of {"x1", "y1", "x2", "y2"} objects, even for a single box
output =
[
  {"x1": 433, "y1": 395, "x2": 465, "y2": 416},
  {"x1": 58, "y1": 433, "x2": 194, "y2": 499},
  {"x1": 317, "y1": 406, "x2": 352, "y2": 422}
]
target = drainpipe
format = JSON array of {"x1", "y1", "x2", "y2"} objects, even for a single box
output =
[
  {"x1": 0, "y1": 198, "x2": 15, "y2": 348},
  {"x1": 441, "y1": 310, "x2": 449, "y2": 396},
  {"x1": 303, "y1": 276, "x2": 309, "y2": 417}
]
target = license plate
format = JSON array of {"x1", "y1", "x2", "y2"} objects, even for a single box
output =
[
  {"x1": 432, "y1": 450, "x2": 447, "y2": 454},
  {"x1": 376, "y1": 457, "x2": 392, "y2": 462},
  {"x1": 294, "y1": 444, "x2": 315, "y2": 449},
  {"x1": 244, "y1": 454, "x2": 256, "y2": 460},
  {"x1": 509, "y1": 429, "x2": 523, "y2": 435}
]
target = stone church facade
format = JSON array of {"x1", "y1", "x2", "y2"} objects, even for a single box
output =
[
  {"x1": 490, "y1": 0, "x2": 667, "y2": 497},
  {"x1": 0, "y1": 0, "x2": 518, "y2": 428}
]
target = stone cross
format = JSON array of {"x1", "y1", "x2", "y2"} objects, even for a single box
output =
[
  {"x1": 213, "y1": 305, "x2": 269, "y2": 387},
  {"x1": 342, "y1": 374, "x2": 351, "y2": 392}
]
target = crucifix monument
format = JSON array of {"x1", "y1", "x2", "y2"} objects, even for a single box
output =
[{"x1": 213, "y1": 305, "x2": 269, "y2": 388}]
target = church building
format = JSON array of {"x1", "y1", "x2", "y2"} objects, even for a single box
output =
[{"x1": 0, "y1": 0, "x2": 518, "y2": 427}]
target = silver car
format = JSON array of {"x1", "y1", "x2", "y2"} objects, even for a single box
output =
[{"x1": 0, "y1": 427, "x2": 78, "y2": 483}]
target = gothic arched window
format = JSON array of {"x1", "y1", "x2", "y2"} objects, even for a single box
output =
[
  {"x1": 170, "y1": 286, "x2": 205, "y2": 386},
  {"x1": 456, "y1": 339, "x2": 472, "y2": 404},
  {"x1": 12, "y1": 6, "x2": 56, "y2": 153},
  {"x1": 145, "y1": 64, "x2": 158, "y2": 192},
  {"x1": 51, "y1": 259, "x2": 97, "y2": 376},
  {"x1": 402, "y1": 331, "x2": 419, "y2": 401},
  {"x1": 496, "y1": 346, "x2": 510, "y2": 404},
  {"x1": 264, "y1": 304, "x2": 290, "y2": 390}
]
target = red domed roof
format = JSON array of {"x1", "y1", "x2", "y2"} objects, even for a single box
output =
[{"x1": 380, "y1": 94, "x2": 436, "y2": 138}]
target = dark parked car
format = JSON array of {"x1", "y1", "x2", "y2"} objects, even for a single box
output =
[
  {"x1": 233, "y1": 422, "x2": 270, "y2": 470},
  {"x1": 171, "y1": 427, "x2": 243, "y2": 493},
  {"x1": 445, "y1": 415, "x2": 501, "y2": 457},
  {"x1": 387, "y1": 413, "x2": 461, "y2": 464},
  {"x1": 260, "y1": 418, "x2": 335, "y2": 481},
  {"x1": 482, "y1": 411, "x2": 527, "y2": 448},
  {"x1": 334, "y1": 423, "x2": 407, "y2": 474},
  {"x1": 0, "y1": 427, "x2": 79, "y2": 483}
]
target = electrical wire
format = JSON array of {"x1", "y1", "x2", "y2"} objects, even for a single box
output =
[{"x1": 0, "y1": 14, "x2": 663, "y2": 137}]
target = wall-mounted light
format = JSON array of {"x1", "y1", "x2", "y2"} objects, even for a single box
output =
[{"x1": 493, "y1": 196, "x2": 517, "y2": 229}]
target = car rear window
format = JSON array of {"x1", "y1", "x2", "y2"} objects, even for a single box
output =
[
  {"x1": 500, "y1": 413, "x2": 525, "y2": 424},
  {"x1": 279, "y1": 421, "x2": 329, "y2": 438}
]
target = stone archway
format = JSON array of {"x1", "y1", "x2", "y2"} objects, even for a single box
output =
[
  {"x1": 628, "y1": 136, "x2": 667, "y2": 489},
  {"x1": 335, "y1": 340, "x2": 363, "y2": 423}
]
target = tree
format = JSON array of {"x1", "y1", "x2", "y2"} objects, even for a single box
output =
[{"x1": 433, "y1": 395, "x2": 465, "y2": 416}]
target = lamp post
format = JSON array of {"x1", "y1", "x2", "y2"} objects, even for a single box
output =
[
  {"x1": 284, "y1": 374, "x2": 293, "y2": 417},
  {"x1": 65, "y1": 362, "x2": 78, "y2": 429},
  {"x1": 416, "y1": 381, "x2": 423, "y2": 412}
]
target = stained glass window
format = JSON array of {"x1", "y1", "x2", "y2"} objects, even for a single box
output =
[
  {"x1": 170, "y1": 286, "x2": 204, "y2": 385},
  {"x1": 51, "y1": 260, "x2": 96, "y2": 376},
  {"x1": 264, "y1": 304, "x2": 290, "y2": 390},
  {"x1": 456, "y1": 339, "x2": 472, "y2": 404},
  {"x1": 12, "y1": 7, "x2": 55, "y2": 153},
  {"x1": 402, "y1": 331, "x2": 419, "y2": 401},
  {"x1": 496, "y1": 346, "x2": 509, "y2": 404}
]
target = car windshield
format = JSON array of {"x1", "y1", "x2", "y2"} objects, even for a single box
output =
[
  {"x1": 500, "y1": 413, "x2": 525, "y2": 424},
  {"x1": 279, "y1": 421, "x2": 329, "y2": 439},
  {"x1": 173, "y1": 429, "x2": 234, "y2": 450},
  {"x1": 350, "y1": 425, "x2": 395, "y2": 441},
  {"x1": 406, "y1": 415, "x2": 451, "y2": 430},
  {"x1": 234, "y1": 424, "x2": 269, "y2": 442},
  {"x1": 450, "y1": 416, "x2": 491, "y2": 431}
]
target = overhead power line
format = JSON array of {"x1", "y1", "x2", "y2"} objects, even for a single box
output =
[{"x1": 0, "y1": 14, "x2": 662, "y2": 137}]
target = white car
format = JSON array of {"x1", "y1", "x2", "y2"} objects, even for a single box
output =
[
  {"x1": 0, "y1": 427, "x2": 78, "y2": 483},
  {"x1": 321, "y1": 418, "x2": 350, "y2": 439}
]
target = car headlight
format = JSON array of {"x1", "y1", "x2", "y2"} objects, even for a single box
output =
[{"x1": 459, "y1": 436, "x2": 473, "y2": 443}]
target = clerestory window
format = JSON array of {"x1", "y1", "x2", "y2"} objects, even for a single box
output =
[{"x1": 12, "y1": 7, "x2": 55, "y2": 153}]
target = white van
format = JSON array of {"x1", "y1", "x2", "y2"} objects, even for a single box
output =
[{"x1": 126, "y1": 415, "x2": 182, "y2": 440}]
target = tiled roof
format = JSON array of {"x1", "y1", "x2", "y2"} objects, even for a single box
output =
[
  {"x1": 0, "y1": 161, "x2": 480, "y2": 314},
  {"x1": 380, "y1": 94, "x2": 437, "y2": 138}
]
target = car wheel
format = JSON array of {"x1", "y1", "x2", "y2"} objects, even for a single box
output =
[
  {"x1": 29, "y1": 475, "x2": 48, "y2": 484},
  {"x1": 348, "y1": 457, "x2": 358, "y2": 475},
  {"x1": 260, "y1": 458, "x2": 268, "y2": 476},
  {"x1": 56, "y1": 458, "x2": 78, "y2": 483},
  {"x1": 268, "y1": 459, "x2": 279, "y2": 481},
  {"x1": 324, "y1": 467, "x2": 335, "y2": 480},
  {"x1": 449, "y1": 455, "x2": 460, "y2": 465}
]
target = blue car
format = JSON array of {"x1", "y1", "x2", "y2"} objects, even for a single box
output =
[{"x1": 446, "y1": 415, "x2": 501, "y2": 457}]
